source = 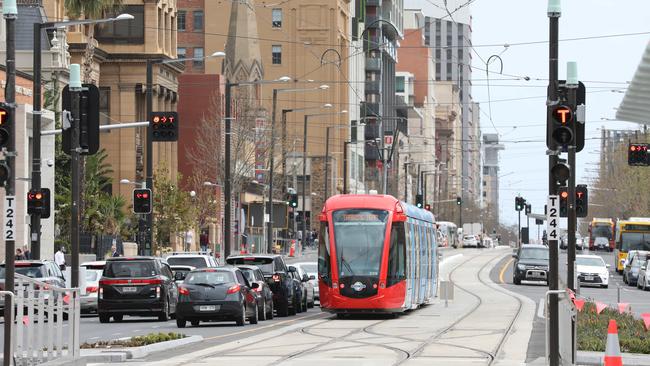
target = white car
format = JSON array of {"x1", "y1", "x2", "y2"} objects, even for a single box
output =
[
  {"x1": 576, "y1": 255, "x2": 609, "y2": 288},
  {"x1": 80, "y1": 261, "x2": 105, "y2": 313},
  {"x1": 292, "y1": 262, "x2": 318, "y2": 302},
  {"x1": 462, "y1": 235, "x2": 478, "y2": 248}
]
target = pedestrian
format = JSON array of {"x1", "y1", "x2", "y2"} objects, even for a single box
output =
[
  {"x1": 185, "y1": 230, "x2": 194, "y2": 252},
  {"x1": 22, "y1": 245, "x2": 31, "y2": 260},
  {"x1": 55, "y1": 247, "x2": 66, "y2": 270},
  {"x1": 111, "y1": 245, "x2": 120, "y2": 257},
  {"x1": 15, "y1": 248, "x2": 25, "y2": 260},
  {"x1": 200, "y1": 229, "x2": 209, "y2": 253}
]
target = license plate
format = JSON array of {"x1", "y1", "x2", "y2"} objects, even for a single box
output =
[
  {"x1": 530, "y1": 271, "x2": 544, "y2": 278},
  {"x1": 584, "y1": 276, "x2": 594, "y2": 281},
  {"x1": 122, "y1": 287, "x2": 137, "y2": 293},
  {"x1": 199, "y1": 305, "x2": 218, "y2": 312}
]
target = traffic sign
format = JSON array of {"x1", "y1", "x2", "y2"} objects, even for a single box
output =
[
  {"x1": 4, "y1": 195, "x2": 15, "y2": 240},
  {"x1": 384, "y1": 135, "x2": 394, "y2": 146},
  {"x1": 547, "y1": 195, "x2": 559, "y2": 241}
]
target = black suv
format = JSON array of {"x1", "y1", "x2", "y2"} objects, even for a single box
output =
[
  {"x1": 512, "y1": 245, "x2": 550, "y2": 285},
  {"x1": 98, "y1": 257, "x2": 178, "y2": 323},
  {"x1": 226, "y1": 255, "x2": 297, "y2": 317}
]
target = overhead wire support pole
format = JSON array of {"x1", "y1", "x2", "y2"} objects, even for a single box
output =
[
  {"x1": 547, "y1": 1, "x2": 561, "y2": 365},
  {"x1": 69, "y1": 64, "x2": 82, "y2": 288},
  {"x1": 145, "y1": 60, "x2": 155, "y2": 256},
  {"x1": 31, "y1": 22, "x2": 42, "y2": 259}
]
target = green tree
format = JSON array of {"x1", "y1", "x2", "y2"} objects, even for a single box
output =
[
  {"x1": 64, "y1": 0, "x2": 123, "y2": 83},
  {"x1": 153, "y1": 166, "x2": 194, "y2": 253}
]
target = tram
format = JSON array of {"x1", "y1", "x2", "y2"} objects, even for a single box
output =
[{"x1": 318, "y1": 194, "x2": 438, "y2": 314}]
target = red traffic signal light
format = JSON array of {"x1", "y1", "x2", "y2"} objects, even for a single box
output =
[
  {"x1": 425, "y1": 204, "x2": 431, "y2": 211},
  {"x1": 628, "y1": 143, "x2": 650, "y2": 166},
  {"x1": 27, "y1": 188, "x2": 51, "y2": 219},
  {"x1": 0, "y1": 103, "x2": 11, "y2": 148},
  {"x1": 133, "y1": 188, "x2": 152, "y2": 214},
  {"x1": 151, "y1": 112, "x2": 179, "y2": 142}
]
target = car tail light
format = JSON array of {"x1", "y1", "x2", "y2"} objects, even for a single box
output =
[
  {"x1": 254, "y1": 284, "x2": 263, "y2": 292},
  {"x1": 178, "y1": 287, "x2": 190, "y2": 296},
  {"x1": 226, "y1": 284, "x2": 241, "y2": 294},
  {"x1": 86, "y1": 286, "x2": 98, "y2": 293},
  {"x1": 155, "y1": 286, "x2": 161, "y2": 299},
  {"x1": 272, "y1": 274, "x2": 281, "y2": 282},
  {"x1": 99, "y1": 279, "x2": 163, "y2": 286},
  {"x1": 99, "y1": 288, "x2": 103, "y2": 300}
]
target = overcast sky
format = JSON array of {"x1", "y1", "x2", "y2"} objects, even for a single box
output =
[{"x1": 407, "y1": 0, "x2": 649, "y2": 228}]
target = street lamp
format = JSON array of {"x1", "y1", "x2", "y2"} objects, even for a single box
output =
[
  {"x1": 119, "y1": 178, "x2": 145, "y2": 188},
  {"x1": 267, "y1": 85, "x2": 329, "y2": 254},
  {"x1": 301, "y1": 110, "x2": 347, "y2": 243},
  {"x1": 144, "y1": 51, "x2": 225, "y2": 255},
  {"x1": 29, "y1": 13, "x2": 134, "y2": 259}
]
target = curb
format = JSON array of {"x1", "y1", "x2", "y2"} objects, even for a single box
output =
[
  {"x1": 81, "y1": 335, "x2": 204, "y2": 363},
  {"x1": 577, "y1": 350, "x2": 650, "y2": 365}
]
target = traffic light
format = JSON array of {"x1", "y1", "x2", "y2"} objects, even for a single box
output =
[
  {"x1": 628, "y1": 143, "x2": 650, "y2": 166},
  {"x1": 415, "y1": 194, "x2": 423, "y2": 208},
  {"x1": 62, "y1": 84, "x2": 100, "y2": 155},
  {"x1": 559, "y1": 187, "x2": 569, "y2": 217},
  {"x1": 0, "y1": 103, "x2": 10, "y2": 149},
  {"x1": 289, "y1": 193, "x2": 298, "y2": 208},
  {"x1": 425, "y1": 203, "x2": 431, "y2": 211},
  {"x1": 515, "y1": 196, "x2": 524, "y2": 211},
  {"x1": 546, "y1": 81, "x2": 586, "y2": 151},
  {"x1": 456, "y1": 196, "x2": 462, "y2": 206},
  {"x1": 550, "y1": 104, "x2": 574, "y2": 146},
  {"x1": 525, "y1": 204, "x2": 532, "y2": 215},
  {"x1": 133, "y1": 188, "x2": 152, "y2": 214},
  {"x1": 27, "y1": 188, "x2": 51, "y2": 219},
  {"x1": 150, "y1": 112, "x2": 179, "y2": 142},
  {"x1": 576, "y1": 184, "x2": 588, "y2": 218}
]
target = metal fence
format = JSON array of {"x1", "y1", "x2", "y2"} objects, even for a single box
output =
[
  {"x1": 545, "y1": 288, "x2": 577, "y2": 366},
  {"x1": 11, "y1": 274, "x2": 80, "y2": 365}
]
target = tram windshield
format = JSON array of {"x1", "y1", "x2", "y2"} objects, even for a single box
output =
[{"x1": 332, "y1": 209, "x2": 388, "y2": 277}]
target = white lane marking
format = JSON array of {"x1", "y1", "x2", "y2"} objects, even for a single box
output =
[{"x1": 537, "y1": 298, "x2": 545, "y2": 319}]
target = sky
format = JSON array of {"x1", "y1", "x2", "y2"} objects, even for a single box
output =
[{"x1": 407, "y1": 0, "x2": 649, "y2": 227}]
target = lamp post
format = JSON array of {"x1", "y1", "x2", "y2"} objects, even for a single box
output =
[
  {"x1": 268, "y1": 85, "x2": 328, "y2": 254},
  {"x1": 119, "y1": 178, "x2": 145, "y2": 189},
  {"x1": 145, "y1": 51, "x2": 225, "y2": 256},
  {"x1": 30, "y1": 13, "x2": 134, "y2": 260},
  {"x1": 301, "y1": 111, "x2": 347, "y2": 245}
]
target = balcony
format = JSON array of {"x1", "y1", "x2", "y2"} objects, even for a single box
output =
[{"x1": 365, "y1": 57, "x2": 381, "y2": 71}]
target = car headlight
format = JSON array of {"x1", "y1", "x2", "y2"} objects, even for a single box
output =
[{"x1": 517, "y1": 264, "x2": 526, "y2": 271}]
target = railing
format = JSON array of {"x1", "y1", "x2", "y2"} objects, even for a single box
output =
[{"x1": 12, "y1": 274, "x2": 80, "y2": 365}]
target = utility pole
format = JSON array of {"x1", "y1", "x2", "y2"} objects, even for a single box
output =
[
  {"x1": 224, "y1": 81, "x2": 233, "y2": 260},
  {"x1": 69, "y1": 64, "x2": 82, "y2": 288},
  {"x1": 31, "y1": 22, "x2": 43, "y2": 259},
  {"x1": 267, "y1": 89, "x2": 278, "y2": 254},
  {"x1": 3, "y1": 1, "x2": 17, "y2": 364},
  {"x1": 547, "y1": 1, "x2": 561, "y2": 365}
]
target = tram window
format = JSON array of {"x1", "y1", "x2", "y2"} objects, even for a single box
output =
[
  {"x1": 318, "y1": 223, "x2": 332, "y2": 285},
  {"x1": 387, "y1": 222, "x2": 406, "y2": 286}
]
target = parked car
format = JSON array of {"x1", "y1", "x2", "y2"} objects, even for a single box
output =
[
  {"x1": 291, "y1": 265, "x2": 315, "y2": 308},
  {"x1": 462, "y1": 235, "x2": 478, "y2": 248},
  {"x1": 512, "y1": 245, "x2": 550, "y2": 285},
  {"x1": 226, "y1": 255, "x2": 297, "y2": 317},
  {"x1": 0, "y1": 260, "x2": 67, "y2": 316},
  {"x1": 176, "y1": 267, "x2": 259, "y2": 327},
  {"x1": 576, "y1": 255, "x2": 609, "y2": 288},
  {"x1": 237, "y1": 265, "x2": 274, "y2": 320},
  {"x1": 288, "y1": 265, "x2": 308, "y2": 313},
  {"x1": 98, "y1": 257, "x2": 178, "y2": 323},
  {"x1": 80, "y1": 261, "x2": 105, "y2": 313},
  {"x1": 623, "y1": 250, "x2": 649, "y2": 286},
  {"x1": 637, "y1": 259, "x2": 650, "y2": 291},
  {"x1": 170, "y1": 265, "x2": 195, "y2": 285},
  {"x1": 292, "y1": 262, "x2": 318, "y2": 301},
  {"x1": 165, "y1": 252, "x2": 219, "y2": 269}
]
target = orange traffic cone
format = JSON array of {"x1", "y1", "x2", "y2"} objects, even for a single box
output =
[
  {"x1": 289, "y1": 240, "x2": 295, "y2": 257},
  {"x1": 604, "y1": 319, "x2": 623, "y2": 366}
]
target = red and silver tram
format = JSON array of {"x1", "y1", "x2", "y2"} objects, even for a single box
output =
[{"x1": 318, "y1": 194, "x2": 438, "y2": 314}]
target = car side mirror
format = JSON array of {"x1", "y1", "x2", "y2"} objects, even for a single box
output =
[
  {"x1": 302, "y1": 274, "x2": 309, "y2": 282},
  {"x1": 174, "y1": 272, "x2": 186, "y2": 281},
  {"x1": 606, "y1": 264, "x2": 611, "y2": 268},
  {"x1": 251, "y1": 282, "x2": 260, "y2": 289},
  {"x1": 288, "y1": 266, "x2": 297, "y2": 273},
  {"x1": 512, "y1": 254, "x2": 518, "y2": 259},
  {"x1": 309, "y1": 275, "x2": 316, "y2": 280}
]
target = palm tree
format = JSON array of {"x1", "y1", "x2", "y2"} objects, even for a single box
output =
[
  {"x1": 98, "y1": 195, "x2": 128, "y2": 236},
  {"x1": 64, "y1": 0, "x2": 123, "y2": 83}
]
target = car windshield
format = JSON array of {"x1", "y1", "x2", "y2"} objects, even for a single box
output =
[
  {"x1": 577, "y1": 257, "x2": 604, "y2": 267},
  {"x1": 298, "y1": 263, "x2": 317, "y2": 274},
  {"x1": 519, "y1": 248, "x2": 549, "y2": 261},
  {"x1": 0, "y1": 263, "x2": 46, "y2": 278},
  {"x1": 621, "y1": 233, "x2": 650, "y2": 252},
  {"x1": 103, "y1": 261, "x2": 157, "y2": 278},
  {"x1": 185, "y1": 271, "x2": 233, "y2": 285},
  {"x1": 226, "y1": 257, "x2": 274, "y2": 275},
  {"x1": 332, "y1": 209, "x2": 388, "y2": 277},
  {"x1": 592, "y1": 225, "x2": 612, "y2": 239},
  {"x1": 166, "y1": 257, "x2": 207, "y2": 269}
]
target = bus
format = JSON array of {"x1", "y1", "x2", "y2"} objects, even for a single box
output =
[
  {"x1": 318, "y1": 194, "x2": 438, "y2": 315},
  {"x1": 436, "y1": 221, "x2": 458, "y2": 248},
  {"x1": 614, "y1": 220, "x2": 650, "y2": 273},
  {"x1": 588, "y1": 218, "x2": 615, "y2": 251}
]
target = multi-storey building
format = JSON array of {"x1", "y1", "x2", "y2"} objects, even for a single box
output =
[{"x1": 482, "y1": 133, "x2": 504, "y2": 225}]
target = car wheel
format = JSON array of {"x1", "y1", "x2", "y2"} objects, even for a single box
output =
[
  {"x1": 267, "y1": 299, "x2": 274, "y2": 320},
  {"x1": 259, "y1": 300, "x2": 267, "y2": 321},
  {"x1": 249, "y1": 303, "x2": 258, "y2": 325},
  {"x1": 99, "y1": 314, "x2": 110, "y2": 323},
  {"x1": 176, "y1": 318, "x2": 186, "y2": 328},
  {"x1": 602, "y1": 284, "x2": 609, "y2": 289},
  {"x1": 308, "y1": 296, "x2": 315, "y2": 309},
  {"x1": 191, "y1": 320, "x2": 200, "y2": 327},
  {"x1": 513, "y1": 277, "x2": 521, "y2": 285},
  {"x1": 158, "y1": 301, "x2": 170, "y2": 321},
  {"x1": 644, "y1": 279, "x2": 649, "y2": 291},
  {"x1": 296, "y1": 294, "x2": 303, "y2": 313},
  {"x1": 113, "y1": 314, "x2": 123, "y2": 322},
  {"x1": 303, "y1": 295, "x2": 308, "y2": 312},
  {"x1": 235, "y1": 304, "x2": 246, "y2": 326},
  {"x1": 288, "y1": 297, "x2": 297, "y2": 316}
]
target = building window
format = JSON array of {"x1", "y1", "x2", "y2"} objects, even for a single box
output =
[
  {"x1": 396, "y1": 76, "x2": 405, "y2": 93},
  {"x1": 193, "y1": 47, "x2": 204, "y2": 67},
  {"x1": 272, "y1": 45, "x2": 282, "y2": 64},
  {"x1": 272, "y1": 8, "x2": 282, "y2": 28},
  {"x1": 95, "y1": 5, "x2": 145, "y2": 44},
  {"x1": 177, "y1": 11, "x2": 186, "y2": 31},
  {"x1": 193, "y1": 10, "x2": 204, "y2": 31},
  {"x1": 177, "y1": 47, "x2": 186, "y2": 59},
  {"x1": 99, "y1": 87, "x2": 110, "y2": 125}
]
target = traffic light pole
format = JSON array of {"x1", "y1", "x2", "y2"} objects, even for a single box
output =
[
  {"x1": 30, "y1": 22, "x2": 43, "y2": 259},
  {"x1": 224, "y1": 81, "x2": 233, "y2": 260},
  {"x1": 547, "y1": 3, "x2": 561, "y2": 365},
  {"x1": 145, "y1": 60, "x2": 154, "y2": 256},
  {"x1": 567, "y1": 86, "x2": 578, "y2": 291},
  {"x1": 69, "y1": 65, "x2": 82, "y2": 288},
  {"x1": 267, "y1": 89, "x2": 278, "y2": 254},
  {"x1": 3, "y1": 3, "x2": 16, "y2": 364}
]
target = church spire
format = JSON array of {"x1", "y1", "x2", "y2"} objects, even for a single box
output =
[{"x1": 223, "y1": 0, "x2": 264, "y2": 84}]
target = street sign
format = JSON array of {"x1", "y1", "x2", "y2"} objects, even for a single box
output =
[
  {"x1": 4, "y1": 195, "x2": 15, "y2": 240},
  {"x1": 384, "y1": 135, "x2": 394, "y2": 146},
  {"x1": 547, "y1": 195, "x2": 559, "y2": 241}
]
